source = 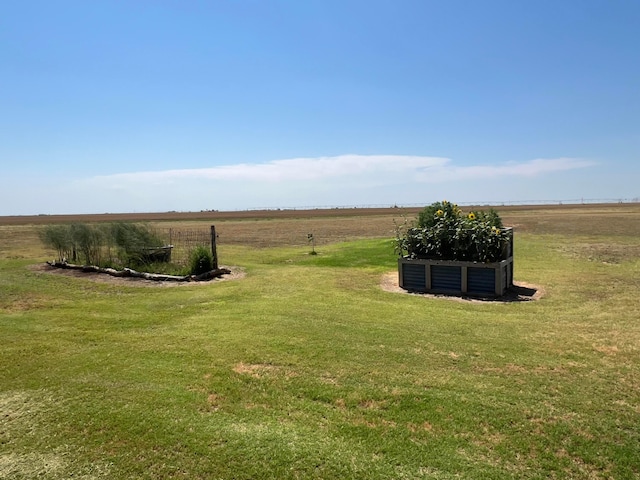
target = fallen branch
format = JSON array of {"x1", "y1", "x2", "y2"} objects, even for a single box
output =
[
  {"x1": 46, "y1": 261, "x2": 231, "y2": 282},
  {"x1": 192, "y1": 268, "x2": 231, "y2": 281}
]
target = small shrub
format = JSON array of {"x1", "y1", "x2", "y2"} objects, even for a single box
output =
[{"x1": 188, "y1": 246, "x2": 214, "y2": 275}]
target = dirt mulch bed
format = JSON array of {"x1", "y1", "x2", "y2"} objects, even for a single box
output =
[
  {"x1": 380, "y1": 272, "x2": 544, "y2": 303},
  {"x1": 29, "y1": 263, "x2": 245, "y2": 288}
]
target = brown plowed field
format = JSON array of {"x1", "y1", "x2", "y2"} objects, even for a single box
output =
[
  {"x1": 2, "y1": 203, "x2": 639, "y2": 254},
  {"x1": 0, "y1": 207, "x2": 422, "y2": 226}
]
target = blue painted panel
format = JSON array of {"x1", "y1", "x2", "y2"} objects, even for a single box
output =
[
  {"x1": 431, "y1": 265, "x2": 461, "y2": 291},
  {"x1": 468, "y1": 267, "x2": 496, "y2": 295},
  {"x1": 402, "y1": 263, "x2": 426, "y2": 291}
]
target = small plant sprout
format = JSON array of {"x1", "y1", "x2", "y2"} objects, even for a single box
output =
[{"x1": 307, "y1": 233, "x2": 317, "y2": 255}]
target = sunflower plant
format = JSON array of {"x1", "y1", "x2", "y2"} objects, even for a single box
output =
[{"x1": 396, "y1": 201, "x2": 510, "y2": 262}]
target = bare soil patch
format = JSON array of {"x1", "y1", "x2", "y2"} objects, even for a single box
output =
[{"x1": 380, "y1": 272, "x2": 544, "y2": 302}]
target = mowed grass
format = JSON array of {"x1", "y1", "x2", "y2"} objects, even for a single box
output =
[{"x1": 1, "y1": 205, "x2": 640, "y2": 479}]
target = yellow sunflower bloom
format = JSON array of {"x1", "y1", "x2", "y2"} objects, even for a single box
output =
[
  {"x1": 468, "y1": 212, "x2": 476, "y2": 220},
  {"x1": 436, "y1": 209, "x2": 444, "y2": 217}
]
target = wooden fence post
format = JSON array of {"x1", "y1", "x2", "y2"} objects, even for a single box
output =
[{"x1": 211, "y1": 225, "x2": 218, "y2": 269}]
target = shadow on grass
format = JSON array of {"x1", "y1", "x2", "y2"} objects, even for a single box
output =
[
  {"x1": 492, "y1": 284, "x2": 541, "y2": 302},
  {"x1": 380, "y1": 272, "x2": 543, "y2": 303}
]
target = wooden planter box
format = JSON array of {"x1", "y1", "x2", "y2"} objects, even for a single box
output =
[
  {"x1": 398, "y1": 256, "x2": 513, "y2": 296},
  {"x1": 139, "y1": 245, "x2": 173, "y2": 263},
  {"x1": 399, "y1": 226, "x2": 514, "y2": 297}
]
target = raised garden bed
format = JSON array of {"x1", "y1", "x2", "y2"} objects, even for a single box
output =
[
  {"x1": 139, "y1": 245, "x2": 173, "y2": 263},
  {"x1": 398, "y1": 255, "x2": 513, "y2": 296},
  {"x1": 395, "y1": 202, "x2": 514, "y2": 297}
]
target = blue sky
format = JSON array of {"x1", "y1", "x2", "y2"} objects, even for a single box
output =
[{"x1": 1, "y1": 0, "x2": 638, "y2": 215}]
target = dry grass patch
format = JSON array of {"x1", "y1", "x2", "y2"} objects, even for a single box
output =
[
  {"x1": 556, "y1": 242, "x2": 640, "y2": 263},
  {"x1": 0, "y1": 390, "x2": 112, "y2": 479},
  {"x1": 0, "y1": 452, "x2": 67, "y2": 479},
  {"x1": 1, "y1": 390, "x2": 53, "y2": 435},
  {"x1": 232, "y1": 362, "x2": 298, "y2": 379},
  {"x1": 0, "y1": 293, "x2": 53, "y2": 313}
]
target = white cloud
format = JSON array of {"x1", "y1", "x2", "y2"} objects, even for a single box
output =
[
  {"x1": 86, "y1": 155, "x2": 595, "y2": 186},
  {"x1": 88, "y1": 155, "x2": 450, "y2": 184},
  {"x1": 3, "y1": 155, "x2": 596, "y2": 215},
  {"x1": 416, "y1": 157, "x2": 597, "y2": 183}
]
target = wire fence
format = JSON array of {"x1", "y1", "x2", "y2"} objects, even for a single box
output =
[
  {"x1": 240, "y1": 198, "x2": 640, "y2": 212},
  {"x1": 154, "y1": 227, "x2": 214, "y2": 266}
]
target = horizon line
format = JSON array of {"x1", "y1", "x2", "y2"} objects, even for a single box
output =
[{"x1": 2, "y1": 197, "x2": 639, "y2": 219}]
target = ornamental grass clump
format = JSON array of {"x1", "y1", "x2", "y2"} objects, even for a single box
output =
[
  {"x1": 396, "y1": 201, "x2": 510, "y2": 263},
  {"x1": 40, "y1": 222, "x2": 167, "y2": 267},
  {"x1": 188, "y1": 245, "x2": 214, "y2": 275}
]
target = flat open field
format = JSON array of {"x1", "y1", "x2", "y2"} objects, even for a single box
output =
[
  {"x1": 1, "y1": 203, "x2": 639, "y2": 479},
  {"x1": 3, "y1": 202, "x2": 640, "y2": 250}
]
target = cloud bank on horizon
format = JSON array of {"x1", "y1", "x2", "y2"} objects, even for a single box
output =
[
  {"x1": 0, "y1": 154, "x2": 605, "y2": 216},
  {"x1": 88, "y1": 154, "x2": 594, "y2": 185},
  {"x1": 34, "y1": 154, "x2": 593, "y2": 215}
]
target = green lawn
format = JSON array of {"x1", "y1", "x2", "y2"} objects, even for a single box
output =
[{"x1": 1, "y1": 233, "x2": 639, "y2": 479}]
